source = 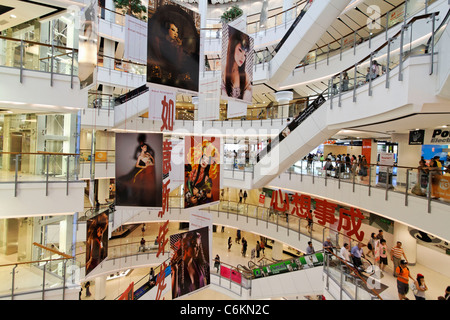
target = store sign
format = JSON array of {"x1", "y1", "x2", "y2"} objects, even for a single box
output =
[
  {"x1": 259, "y1": 193, "x2": 266, "y2": 205},
  {"x1": 424, "y1": 128, "x2": 450, "y2": 145},
  {"x1": 271, "y1": 189, "x2": 365, "y2": 241},
  {"x1": 409, "y1": 129, "x2": 425, "y2": 145}
]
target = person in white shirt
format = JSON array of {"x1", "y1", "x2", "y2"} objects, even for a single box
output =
[{"x1": 340, "y1": 243, "x2": 351, "y2": 262}]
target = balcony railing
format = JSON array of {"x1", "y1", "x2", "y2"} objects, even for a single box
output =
[
  {"x1": 0, "y1": 35, "x2": 78, "y2": 87},
  {"x1": 0, "y1": 152, "x2": 81, "y2": 197}
]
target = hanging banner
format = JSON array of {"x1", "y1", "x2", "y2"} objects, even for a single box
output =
[
  {"x1": 184, "y1": 136, "x2": 221, "y2": 208},
  {"x1": 85, "y1": 212, "x2": 109, "y2": 276},
  {"x1": 221, "y1": 24, "x2": 254, "y2": 103},
  {"x1": 169, "y1": 227, "x2": 210, "y2": 299},
  {"x1": 197, "y1": 77, "x2": 221, "y2": 121},
  {"x1": 148, "y1": 86, "x2": 176, "y2": 131},
  {"x1": 227, "y1": 99, "x2": 248, "y2": 118},
  {"x1": 124, "y1": 15, "x2": 148, "y2": 64},
  {"x1": 146, "y1": 0, "x2": 200, "y2": 92},
  {"x1": 115, "y1": 133, "x2": 163, "y2": 208}
]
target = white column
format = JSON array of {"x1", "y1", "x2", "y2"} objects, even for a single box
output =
[
  {"x1": 393, "y1": 222, "x2": 417, "y2": 265},
  {"x1": 192, "y1": 96, "x2": 199, "y2": 121},
  {"x1": 59, "y1": 215, "x2": 74, "y2": 255},
  {"x1": 97, "y1": 178, "x2": 110, "y2": 203},
  {"x1": 271, "y1": 240, "x2": 284, "y2": 260},
  {"x1": 275, "y1": 91, "x2": 293, "y2": 119},
  {"x1": 391, "y1": 133, "x2": 422, "y2": 185},
  {"x1": 95, "y1": 275, "x2": 107, "y2": 300}
]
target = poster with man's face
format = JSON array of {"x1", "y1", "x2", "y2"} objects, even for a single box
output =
[
  {"x1": 184, "y1": 136, "x2": 220, "y2": 208},
  {"x1": 115, "y1": 133, "x2": 163, "y2": 207},
  {"x1": 146, "y1": 0, "x2": 200, "y2": 92}
]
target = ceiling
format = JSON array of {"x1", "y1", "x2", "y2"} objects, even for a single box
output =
[{"x1": 0, "y1": 0, "x2": 63, "y2": 32}]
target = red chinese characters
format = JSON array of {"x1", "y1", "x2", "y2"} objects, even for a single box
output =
[
  {"x1": 271, "y1": 189, "x2": 365, "y2": 241},
  {"x1": 157, "y1": 140, "x2": 172, "y2": 258},
  {"x1": 160, "y1": 95, "x2": 174, "y2": 131},
  {"x1": 155, "y1": 261, "x2": 168, "y2": 300}
]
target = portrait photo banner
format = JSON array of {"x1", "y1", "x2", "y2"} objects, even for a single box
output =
[
  {"x1": 85, "y1": 212, "x2": 109, "y2": 276},
  {"x1": 115, "y1": 133, "x2": 163, "y2": 208},
  {"x1": 184, "y1": 136, "x2": 220, "y2": 208},
  {"x1": 169, "y1": 227, "x2": 210, "y2": 299},
  {"x1": 221, "y1": 24, "x2": 254, "y2": 104},
  {"x1": 146, "y1": 0, "x2": 200, "y2": 92}
]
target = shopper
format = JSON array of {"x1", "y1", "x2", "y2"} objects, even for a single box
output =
[
  {"x1": 149, "y1": 267, "x2": 155, "y2": 284},
  {"x1": 236, "y1": 229, "x2": 241, "y2": 244},
  {"x1": 242, "y1": 237, "x2": 248, "y2": 257},
  {"x1": 260, "y1": 239, "x2": 265, "y2": 254},
  {"x1": 366, "y1": 232, "x2": 377, "y2": 258},
  {"x1": 228, "y1": 237, "x2": 232, "y2": 251},
  {"x1": 378, "y1": 239, "x2": 389, "y2": 272},
  {"x1": 376, "y1": 229, "x2": 384, "y2": 241},
  {"x1": 256, "y1": 241, "x2": 261, "y2": 258},
  {"x1": 395, "y1": 260, "x2": 414, "y2": 300},
  {"x1": 214, "y1": 254, "x2": 221, "y2": 273},
  {"x1": 306, "y1": 241, "x2": 315, "y2": 255},
  {"x1": 391, "y1": 241, "x2": 408, "y2": 277},
  {"x1": 323, "y1": 236, "x2": 334, "y2": 254},
  {"x1": 243, "y1": 190, "x2": 248, "y2": 203},
  {"x1": 339, "y1": 243, "x2": 351, "y2": 262},
  {"x1": 85, "y1": 281, "x2": 91, "y2": 297},
  {"x1": 139, "y1": 237, "x2": 146, "y2": 252},
  {"x1": 239, "y1": 189, "x2": 243, "y2": 203},
  {"x1": 413, "y1": 273, "x2": 428, "y2": 300},
  {"x1": 350, "y1": 242, "x2": 365, "y2": 271}
]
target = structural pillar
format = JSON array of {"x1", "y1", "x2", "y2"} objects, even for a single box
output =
[
  {"x1": 192, "y1": 96, "x2": 199, "y2": 121},
  {"x1": 275, "y1": 91, "x2": 293, "y2": 119},
  {"x1": 95, "y1": 275, "x2": 107, "y2": 300},
  {"x1": 271, "y1": 240, "x2": 284, "y2": 260}
]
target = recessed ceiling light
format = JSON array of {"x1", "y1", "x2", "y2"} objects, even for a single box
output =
[{"x1": 10, "y1": 14, "x2": 17, "y2": 19}]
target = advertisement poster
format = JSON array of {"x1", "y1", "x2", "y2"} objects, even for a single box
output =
[
  {"x1": 146, "y1": 0, "x2": 200, "y2": 92},
  {"x1": 85, "y1": 212, "x2": 109, "y2": 275},
  {"x1": 184, "y1": 136, "x2": 220, "y2": 208},
  {"x1": 169, "y1": 227, "x2": 210, "y2": 299},
  {"x1": 221, "y1": 24, "x2": 254, "y2": 103},
  {"x1": 115, "y1": 133, "x2": 163, "y2": 207}
]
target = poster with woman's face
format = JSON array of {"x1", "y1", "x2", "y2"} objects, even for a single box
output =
[
  {"x1": 146, "y1": 0, "x2": 200, "y2": 92},
  {"x1": 85, "y1": 212, "x2": 108, "y2": 276},
  {"x1": 115, "y1": 133, "x2": 163, "y2": 208},
  {"x1": 184, "y1": 136, "x2": 220, "y2": 208},
  {"x1": 221, "y1": 24, "x2": 254, "y2": 103},
  {"x1": 169, "y1": 227, "x2": 210, "y2": 299}
]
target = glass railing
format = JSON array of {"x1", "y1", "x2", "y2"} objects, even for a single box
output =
[
  {"x1": 98, "y1": 5, "x2": 126, "y2": 26},
  {"x1": 297, "y1": 0, "x2": 439, "y2": 70},
  {"x1": 0, "y1": 249, "x2": 80, "y2": 299},
  {"x1": 0, "y1": 35, "x2": 78, "y2": 85},
  {"x1": 202, "y1": 0, "x2": 308, "y2": 39},
  {"x1": 286, "y1": 159, "x2": 450, "y2": 212},
  {"x1": 97, "y1": 53, "x2": 146, "y2": 76},
  {"x1": 327, "y1": 10, "x2": 438, "y2": 106},
  {"x1": 323, "y1": 249, "x2": 383, "y2": 300},
  {"x1": 0, "y1": 152, "x2": 81, "y2": 195}
]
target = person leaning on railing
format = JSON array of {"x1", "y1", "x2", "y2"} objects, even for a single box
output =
[{"x1": 413, "y1": 159, "x2": 429, "y2": 196}]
